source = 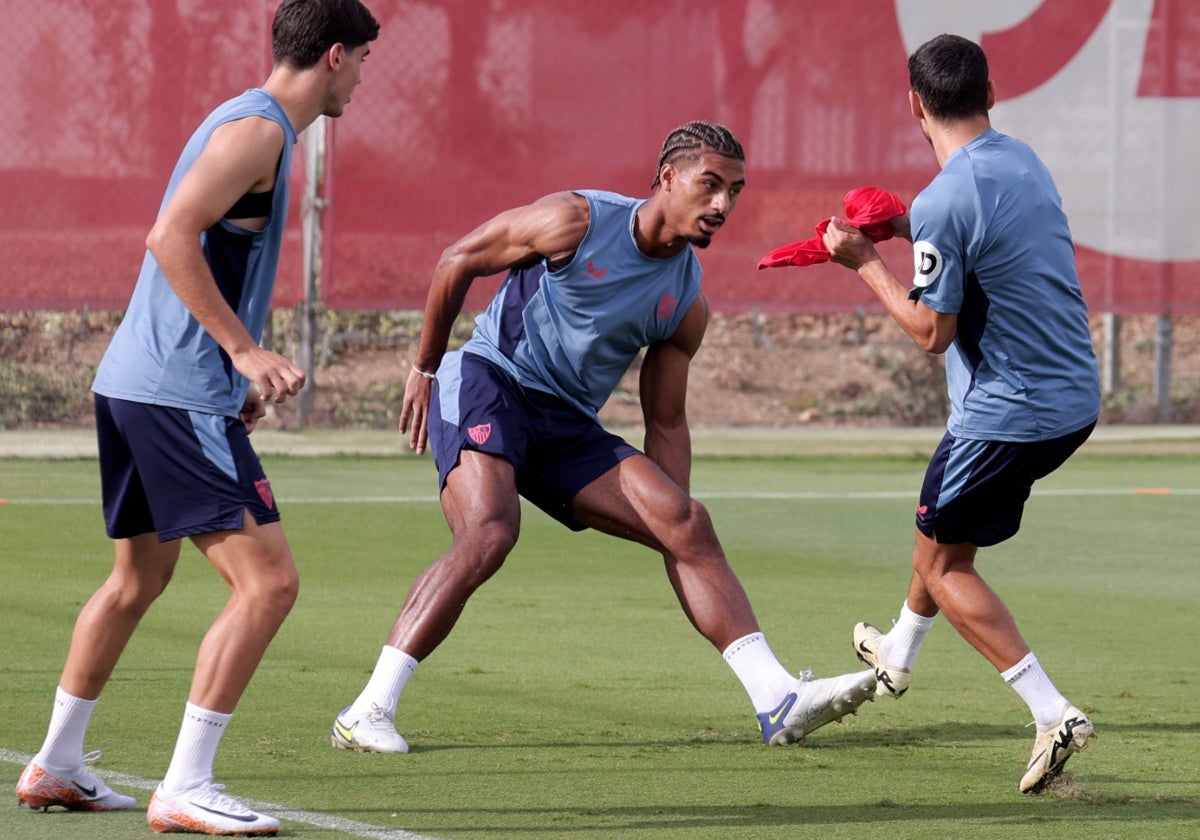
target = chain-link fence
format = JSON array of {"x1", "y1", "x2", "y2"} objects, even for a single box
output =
[{"x1": 3, "y1": 0, "x2": 1197, "y2": 313}]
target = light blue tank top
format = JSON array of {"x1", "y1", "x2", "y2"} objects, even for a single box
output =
[
  {"x1": 461, "y1": 190, "x2": 703, "y2": 417},
  {"x1": 911, "y1": 129, "x2": 1100, "y2": 441},
  {"x1": 93, "y1": 88, "x2": 295, "y2": 417}
]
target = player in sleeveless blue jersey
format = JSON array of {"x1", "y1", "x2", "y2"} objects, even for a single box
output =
[
  {"x1": 18, "y1": 3, "x2": 379, "y2": 834},
  {"x1": 332, "y1": 121, "x2": 878, "y2": 755},
  {"x1": 823, "y1": 34, "x2": 1100, "y2": 794}
]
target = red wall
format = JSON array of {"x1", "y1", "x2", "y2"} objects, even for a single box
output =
[{"x1": 2, "y1": 1, "x2": 1196, "y2": 313}]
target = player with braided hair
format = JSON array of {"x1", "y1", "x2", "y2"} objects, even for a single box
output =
[
  {"x1": 652, "y1": 120, "x2": 744, "y2": 189},
  {"x1": 331, "y1": 121, "x2": 876, "y2": 753}
]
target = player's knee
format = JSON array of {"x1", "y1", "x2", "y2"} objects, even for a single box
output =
[
  {"x1": 664, "y1": 498, "x2": 720, "y2": 555},
  {"x1": 683, "y1": 497, "x2": 716, "y2": 537},
  {"x1": 912, "y1": 547, "x2": 972, "y2": 593},
  {"x1": 911, "y1": 550, "x2": 941, "y2": 586},
  {"x1": 447, "y1": 522, "x2": 515, "y2": 582},
  {"x1": 255, "y1": 577, "x2": 298, "y2": 623},
  {"x1": 107, "y1": 565, "x2": 175, "y2": 614},
  {"x1": 277, "y1": 566, "x2": 300, "y2": 612},
  {"x1": 270, "y1": 558, "x2": 300, "y2": 612},
  {"x1": 240, "y1": 553, "x2": 299, "y2": 617}
]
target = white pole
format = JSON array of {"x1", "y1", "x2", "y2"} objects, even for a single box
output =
[{"x1": 297, "y1": 115, "x2": 328, "y2": 428}]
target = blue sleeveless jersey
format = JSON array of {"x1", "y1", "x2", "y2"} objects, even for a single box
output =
[
  {"x1": 460, "y1": 190, "x2": 703, "y2": 417},
  {"x1": 910, "y1": 129, "x2": 1100, "y2": 441},
  {"x1": 93, "y1": 89, "x2": 296, "y2": 417}
]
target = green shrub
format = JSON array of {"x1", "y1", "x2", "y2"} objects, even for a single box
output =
[{"x1": 0, "y1": 360, "x2": 94, "y2": 428}]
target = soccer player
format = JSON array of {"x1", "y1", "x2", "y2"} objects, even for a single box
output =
[
  {"x1": 15, "y1": 1, "x2": 378, "y2": 834},
  {"x1": 821, "y1": 34, "x2": 1101, "y2": 793},
  {"x1": 331, "y1": 121, "x2": 876, "y2": 753}
]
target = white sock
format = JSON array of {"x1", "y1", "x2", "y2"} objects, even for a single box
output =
[
  {"x1": 882, "y1": 600, "x2": 936, "y2": 670},
  {"x1": 350, "y1": 646, "x2": 418, "y2": 716},
  {"x1": 1002, "y1": 652, "x2": 1069, "y2": 728},
  {"x1": 160, "y1": 703, "x2": 232, "y2": 795},
  {"x1": 721, "y1": 632, "x2": 794, "y2": 714},
  {"x1": 35, "y1": 686, "x2": 97, "y2": 772}
]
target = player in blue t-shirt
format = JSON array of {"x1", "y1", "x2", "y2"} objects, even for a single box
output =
[
  {"x1": 332, "y1": 121, "x2": 878, "y2": 754},
  {"x1": 17, "y1": 3, "x2": 379, "y2": 834},
  {"x1": 823, "y1": 34, "x2": 1100, "y2": 794}
]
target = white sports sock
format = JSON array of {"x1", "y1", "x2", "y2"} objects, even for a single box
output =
[
  {"x1": 721, "y1": 632, "x2": 795, "y2": 713},
  {"x1": 350, "y1": 645, "x2": 418, "y2": 716},
  {"x1": 35, "y1": 686, "x2": 97, "y2": 772},
  {"x1": 160, "y1": 703, "x2": 232, "y2": 795},
  {"x1": 1002, "y1": 652, "x2": 1069, "y2": 728},
  {"x1": 882, "y1": 600, "x2": 936, "y2": 670}
]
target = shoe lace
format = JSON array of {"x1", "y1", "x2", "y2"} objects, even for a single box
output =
[
  {"x1": 795, "y1": 668, "x2": 815, "y2": 683},
  {"x1": 75, "y1": 750, "x2": 105, "y2": 786},
  {"x1": 366, "y1": 703, "x2": 396, "y2": 729},
  {"x1": 195, "y1": 782, "x2": 254, "y2": 817}
]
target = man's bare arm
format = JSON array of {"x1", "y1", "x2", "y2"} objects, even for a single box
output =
[
  {"x1": 146, "y1": 116, "x2": 305, "y2": 402},
  {"x1": 639, "y1": 296, "x2": 708, "y2": 492},
  {"x1": 400, "y1": 191, "x2": 591, "y2": 453}
]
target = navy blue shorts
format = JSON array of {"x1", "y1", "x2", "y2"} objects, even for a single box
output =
[
  {"x1": 95, "y1": 394, "x2": 280, "y2": 542},
  {"x1": 429, "y1": 352, "x2": 639, "y2": 530},
  {"x1": 916, "y1": 422, "x2": 1095, "y2": 547}
]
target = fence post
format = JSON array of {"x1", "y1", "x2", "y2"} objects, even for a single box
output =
[
  {"x1": 1100, "y1": 313, "x2": 1120, "y2": 395},
  {"x1": 1153, "y1": 314, "x2": 1173, "y2": 423},
  {"x1": 296, "y1": 116, "x2": 328, "y2": 429}
]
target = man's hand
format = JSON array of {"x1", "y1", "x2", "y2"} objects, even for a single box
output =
[
  {"x1": 239, "y1": 389, "x2": 267, "y2": 433},
  {"x1": 822, "y1": 216, "x2": 882, "y2": 270},
  {"x1": 399, "y1": 366, "x2": 435, "y2": 455},
  {"x1": 231, "y1": 346, "x2": 306, "y2": 404},
  {"x1": 890, "y1": 212, "x2": 912, "y2": 242}
]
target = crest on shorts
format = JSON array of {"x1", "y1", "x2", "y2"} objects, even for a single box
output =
[
  {"x1": 468, "y1": 423, "x2": 492, "y2": 445},
  {"x1": 255, "y1": 478, "x2": 274, "y2": 509},
  {"x1": 657, "y1": 292, "x2": 679, "y2": 320}
]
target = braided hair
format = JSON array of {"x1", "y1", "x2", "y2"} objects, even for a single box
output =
[{"x1": 651, "y1": 121, "x2": 744, "y2": 189}]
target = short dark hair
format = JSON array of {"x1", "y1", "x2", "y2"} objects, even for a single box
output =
[
  {"x1": 908, "y1": 34, "x2": 990, "y2": 121},
  {"x1": 652, "y1": 121, "x2": 744, "y2": 189},
  {"x1": 272, "y1": 0, "x2": 380, "y2": 70}
]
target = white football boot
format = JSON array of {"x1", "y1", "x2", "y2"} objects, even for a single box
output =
[
  {"x1": 16, "y1": 750, "x2": 137, "y2": 811},
  {"x1": 1019, "y1": 704, "x2": 1097, "y2": 794},
  {"x1": 853, "y1": 621, "x2": 912, "y2": 699},
  {"x1": 757, "y1": 668, "x2": 877, "y2": 745},
  {"x1": 330, "y1": 703, "x2": 409, "y2": 753},
  {"x1": 147, "y1": 781, "x2": 279, "y2": 835}
]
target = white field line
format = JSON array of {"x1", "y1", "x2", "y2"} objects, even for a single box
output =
[
  {"x1": 1, "y1": 748, "x2": 443, "y2": 840},
  {"x1": 3, "y1": 487, "x2": 1198, "y2": 506}
]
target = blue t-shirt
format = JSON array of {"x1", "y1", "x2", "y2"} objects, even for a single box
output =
[
  {"x1": 910, "y1": 129, "x2": 1100, "y2": 441},
  {"x1": 93, "y1": 88, "x2": 296, "y2": 417},
  {"x1": 460, "y1": 190, "x2": 703, "y2": 418}
]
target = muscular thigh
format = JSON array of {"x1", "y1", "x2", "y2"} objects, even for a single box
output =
[
  {"x1": 194, "y1": 511, "x2": 296, "y2": 592},
  {"x1": 571, "y1": 454, "x2": 694, "y2": 550},
  {"x1": 440, "y1": 449, "x2": 522, "y2": 535},
  {"x1": 431, "y1": 351, "x2": 639, "y2": 531}
]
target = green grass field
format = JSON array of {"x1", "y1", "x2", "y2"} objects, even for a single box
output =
[{"x1": 1, "y1": 430, "x2": 1197, "y2": 839}]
